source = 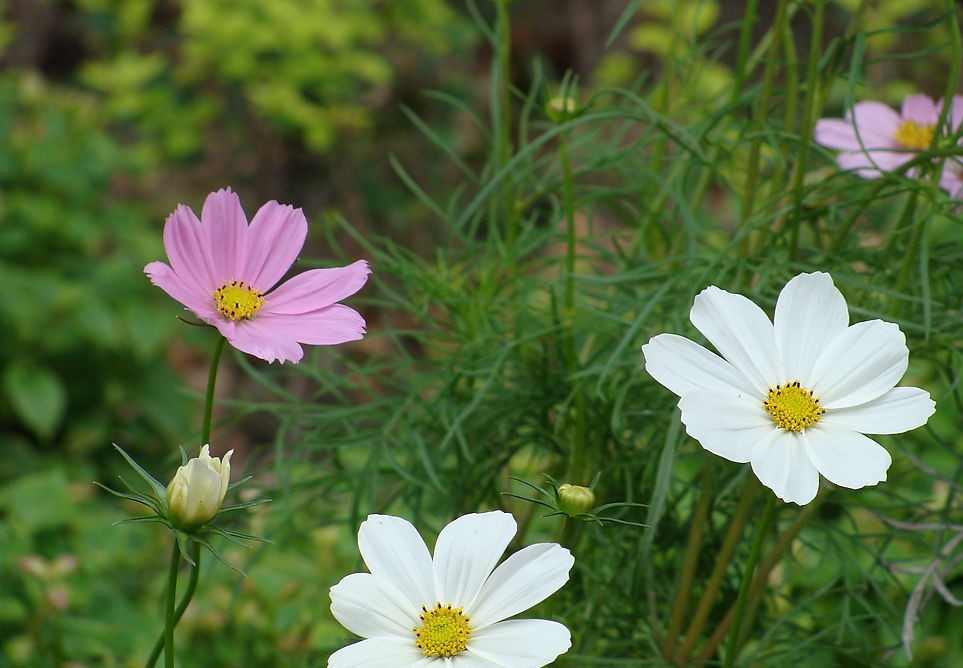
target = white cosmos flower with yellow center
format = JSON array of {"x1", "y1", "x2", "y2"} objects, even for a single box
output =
[
  {"x1": 641, "y1": 272, "x2": 935, "y2": 505},
  {"x1": 328, "y1": 511, "x2": 573, "y2": 668}
]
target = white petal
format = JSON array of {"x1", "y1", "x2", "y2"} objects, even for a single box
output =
[
  {"x1": 330, "y1": 573, "x2": 419, "y2": 639},
  {"x1": 689, "y1": 286, "x2": 782, "y2": 394},
  {"x1": 801, "y1": 424, "x2": 891, "y2": 491},
  {"x1": 450, "y1": 655, "x2": 503, "y2": 668},
  {"x1": 821, "y1": 387, "x2": 935, "y2": 434},
  {"x1": 467, "y1": 544, "x2": 573, "y2": 629},
  {"x1": 468, "y1": 619, "x2": 571, "y2": 668},
  {"x1": 433, "y1": 511, "x2": 516, "y2": 610},
  {"x1": 750, "y1": 430, "x2": 821, "y2": 505},
  {"x1": 808, "y1": 320, "x2": 909, "y2": 409},
  {"x1": 327, "y1": 636, "x2": 427, "y2": 668},
  {"x1": 679, "y1": 390, "x2": 775, "y2": 463},
  {"x1": 642, "y1": 334, "x2": 756, "y2": 397},
  {"x1": 358, "y1": 515, "x2": 436, "y2": 610},
  {"x1": 774, "y1": 272, "x2": 849, "y2": 381}
]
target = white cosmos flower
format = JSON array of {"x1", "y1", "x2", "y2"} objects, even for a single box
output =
[
  {"x1": 641, "y1": 272, "x2": 935, "y2": 506},
  {"x1": 328, "y1": 510, "x2": 574, "y2": 668}
]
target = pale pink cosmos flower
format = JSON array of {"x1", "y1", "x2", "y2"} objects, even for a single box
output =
[
  {"x1": 814, "y1": 94, "x2": 963, "y2": 179},
  {"x1": 145, "y1": 188, "x2": 370, "y2": 364}
]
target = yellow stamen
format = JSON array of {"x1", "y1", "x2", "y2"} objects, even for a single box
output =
[
  {"x1": 763, "y1": 381, "x2": 825, "y2": 432},
  {"x1": 892, "y1": 120, "x2": 935, "y2": 150},
  {"x1": 213, "y1": 280, "x2": 265, "y2": 321},
  {"x1": 413, "y1": 603, "x2": 471, "y2": 658}
]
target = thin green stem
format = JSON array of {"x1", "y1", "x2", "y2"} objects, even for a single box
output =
[
  {"x1": 723, "y1": 494, "x2": 776, "y2": 668},
  {"x1": 786, "y1": 0, "x2": 825, "y2": 260},
  {"x1": 661, "y1": 468, "x2": 713, "y2": 659},
  {"x1": 163, "y1": 542, "x2": 179, "y2": 668},
  {"x1": 675, "y1": 477, "x2": 757, "y2": 663},
  {"x1": 201, "y1": 336, "x2": 227, "y2": 446},
  {"x1": 493, "y1": 0, "x2": 516, "y2": 246},
  {"x1": 146, "y1": 543, "x2": 201, "y2": 668},
  {"x1": 697, "y1": 490, "x2": 826, "y2": 662},
  {"x1": 739, "y1": 0, "x2": 786, "y2": 232}
]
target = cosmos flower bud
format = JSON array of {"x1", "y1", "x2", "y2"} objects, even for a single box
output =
[
  {"x1": 547, "y1": 94, "x2": 578, "y2": 123},
  {"x1": 557, "y1": 483, "x2": 595, "y2": 515},
  {"x1": 166, "y1": 444, "x2": 232, "y2": 531}
]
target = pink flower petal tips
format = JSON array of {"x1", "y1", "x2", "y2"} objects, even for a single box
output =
[{"x1": 145, "y1": 188, "x2": 370, "y2": 364}]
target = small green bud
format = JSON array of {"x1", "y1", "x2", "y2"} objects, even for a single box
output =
[
  {"x1": 557, "y1": 483, "x2": 595, "y2": 515},
  {"x1": 546, "y1": 94, "x2": 578, "y2": 123}
]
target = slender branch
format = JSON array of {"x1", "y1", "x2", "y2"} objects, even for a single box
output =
[
  {"x1": 661, "y1": 469, "x2": 713, "y2": 658},
  {"x1": 146, "y1": 543, "x2": 201, "y2": 668},
  {"x1": 163, "y1": 542, "x2": 180, "y2": 668},
  {"x1": 201, "y1": 336, "x2": 227, "y2": 446},
  {"x1": 675, "y1": 478, "x2": 757, "y2": 663}
]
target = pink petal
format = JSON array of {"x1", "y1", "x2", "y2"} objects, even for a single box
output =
[
  {"x1": 222, "y1": 319, "x2": 306, "y2": 364},
  {"x1": 162, "y1": 204, "x2": 216, "y2": 293},
  {"x1": 814, "y1": 118, "x2": 862, "y2": 151},
  {"x1": 901, "y1": 94, "x2": 938, "y2": 125},
  {"x1": 201, "y1": 188, "x2": 249, "y2": 285},
  {"x1": 848, "y1": 101, "x2": 901, "y2": 146},
  {"x1": 262, "y1": 260, "x2": 370, "y2": 315},
  {"x1": 144, "y1": 261, "x2": 218, "y2": 322},
  {"x1": 940, "y1": 160, "x2": 963, "y2": 198},
  {"x1": 243, "y1": 201, "x2": 307, "y2": 291},
  {"x1": 836, "y1": 149, "x2": 910, "y2": 178},
  {"x1": 941, "y1": 95, "x2": 963, "y2": 134},
  {"x1": 252, "y1": 304, "x2": 366, "y2": 345}
]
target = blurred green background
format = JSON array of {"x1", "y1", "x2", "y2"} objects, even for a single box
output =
[{"x1": 2, "y1": 0, "x2": 962, "y2": 666}]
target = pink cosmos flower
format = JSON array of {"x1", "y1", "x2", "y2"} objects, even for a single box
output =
[
  {"x1": 145, "y1": 188, "x2": 370, "y2": 364},
  {"x1": 814, "y1": 94, "x2": 963, "y2": 179}
]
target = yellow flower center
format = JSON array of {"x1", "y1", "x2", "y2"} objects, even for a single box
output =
[
  {"x1": 213, "y1": 280, "x2": 265, "y2": 321},
  {"x1": 763, "y1": 381, "x2": 825, "y2": 432},
  {"x1": 892, "y1": 120, "x2": 935, "y2": 150},
  {"x1": 413, "y1": 603, "x2": 471, "y2": 658}
]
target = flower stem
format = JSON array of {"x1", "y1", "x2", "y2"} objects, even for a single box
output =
[
  {"x1": 146, "y1": 543, "x2": 200, "y2": 668},
  {"x1": 675, "y1": 477, "x2": 757, "y2": 663},
  {"x1": 661, "y1": 468, "x2": 712, "y2": 659},
  {"x1": 559, "y1": 128, "x2": 587, "y2": 484},
  {"x1": 201, "y1": 336, "x2": 226, "y2": 446},
  {"x1": 697, "y1": 490, "x2": 826, "y2": 662},
  {"x1": 493, "y1": 0, "x2": 516, "y2": 247},
  {"x1": 723, "y1": 494, "x2": 776, "y2": 668},
  {"x1": 163, "y1": 541, "x2": 180, "y2": 668}
]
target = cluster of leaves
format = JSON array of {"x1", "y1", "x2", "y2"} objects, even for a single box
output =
[
  {"x1": 74, "y1": 0, "x2": 474, "y2": 160},
  {"x1": 0, "y1": 73, "x2": 191, "y2": 457}
]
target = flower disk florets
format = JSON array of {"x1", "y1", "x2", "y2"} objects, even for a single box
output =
[
  {"x1": 414, "y1": 603, "x2": 471, "y2": 657},
  {"x1": 893, "y1": 120, "x2": 935, "y2": 150},
  {"x1": 763, "y1": 381, "x2": 825, "y2": 432},
  {"x1": 213, "y1": 280, "x2": 265, "y2": 321}
]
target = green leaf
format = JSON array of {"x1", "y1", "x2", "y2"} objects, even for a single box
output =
[{"x1": 2, "y1": 363, "x2": 67, "y2": 441}]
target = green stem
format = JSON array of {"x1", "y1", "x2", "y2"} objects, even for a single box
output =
[
  {"x1": 786, "y1": 0, "x2": 825, "y2": 260},
  {"x1": 740, "y1": 0, "x2": 786, "y2": 232},
  {"x1": 559, "y1": 129, "x2": 587, "y2": 484},
  {"x1": 675, "y1": 477, "x2": 757, "y2": 663},
  {"x1": 146, "y1": 543, "x2": 200, "y2": 668},
  {"x1": 201, "y1": 336, "x2": 226, "y2": 446},
  {"x1": 493, "y1": 0, "x2": 516, "y2": 246},
  {"x1": 723, "y1": 494, "x2": 776, "y2": 668},
  {"x1": 163, "y1": 541, "x2": 179, "y2": 668},
  {"x1": 661, "y1": 469, "x2": 713, "y2": 659},
  {"x1": 697, "y1": 490, "x2": 826, "y2": 662}
]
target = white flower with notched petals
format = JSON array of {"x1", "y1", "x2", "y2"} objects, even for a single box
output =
[
  {"x1": 641, "y1": 272, "x2": 935, "y2": 505},
  {"x1": 328, "y1": 510, "x2": 573, "y2": 667}
]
